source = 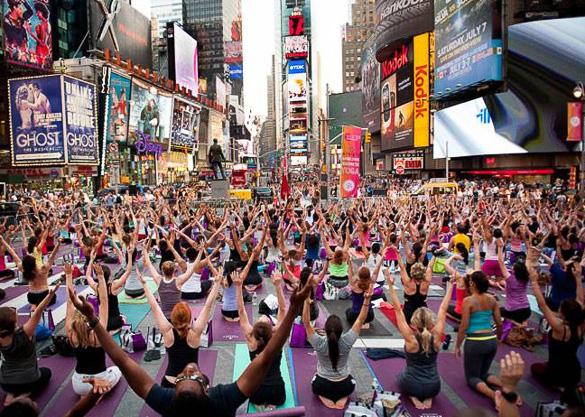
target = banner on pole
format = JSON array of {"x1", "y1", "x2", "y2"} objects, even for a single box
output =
[{"x1": 340, "y1": 125, "x2": 362, "y2": 198}]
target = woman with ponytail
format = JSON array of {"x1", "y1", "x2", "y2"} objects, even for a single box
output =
[
  {"x1": 303, "y1": 282, "x2": 373, "y2": 409},
  {"x1": 233, "y1": 266, "x2": 287, "y2": 411},
  {"x1": 385, "y1": 269, "x2": 454, "y2": 409},
  {"x1": 136, "y1": 265, "x2": 222, "y2": 388}
]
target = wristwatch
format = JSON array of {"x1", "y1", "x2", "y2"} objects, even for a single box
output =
[{"x1": 501, "y1": 389, "x2": 518, "y2": 404}]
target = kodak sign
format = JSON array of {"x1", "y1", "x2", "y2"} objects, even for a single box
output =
[{"x1": 413, "y1": 33, "x2": 430, "y2": 148}]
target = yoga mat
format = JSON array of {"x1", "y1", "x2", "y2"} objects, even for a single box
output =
[
  {"x1": 321, "y1": 300, "x2": 393, "y2": 337},
  {"x1": 118, "y1": 278, "x2": 158, "y2": 304},
  {"x1": 113, "y1": 303, "x2": 152, "y2": 344},
  {"x1": 362, "y1": 352, "x2": 457, "y2": 417},
  {"x1": 438, "y1": 353, "x2": 534, "y2": 417},
  {"x1": 240, "y1": 406, "x2": 306, "y2": 417},
  {"x1": 17, "y1": 285, "x2": 70, "y2": 314},
  {"x1": 290, "y1": 349, "x2": 345, "y2": 417},
  {"x1": 232, "y1": 344, "x2": 295, "y2": 413},
  {"x1": 0, "y1": 285, "x2": 28, "y2": 304},
  {"x1": 207, "y1": 304, "x2": 254, "y2": 343},
  {"x1": 138, "y1": 349, "x2": 218, "y2": 417}
]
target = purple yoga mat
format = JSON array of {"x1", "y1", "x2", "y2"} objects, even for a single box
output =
[
  {"x1": 290, "y1": 349, "x2": 346, "y2": 417},
  {"x1": 439, "y1": 353, "x2": 533, "y2": 417},
  {"x1": 240, "y1": 406, "x2": 306, "y2": 416},
  {"x1": 17, "y1": 284, "x2": 87, "y2": 315},
  {"x1": 363, "y1": 353, "x2": 457, "y2": 417},
  {"x1": 191, "y1": 304, "x2": 254, "y2": 343},
  {"x1": 0, "y1": 355, "x2": 76, "y2": 415},
  {"x1": 138, "y1": 349, "x2": 219, "y2": 417},
  {"x1": 0, "y1": 285, "x2": 28, "y2": 305}
]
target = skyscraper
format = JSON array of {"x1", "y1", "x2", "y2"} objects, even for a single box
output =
[
  {"x1": 151, "y1": 0, "x2": 182, "y2": 39},
  {"x1": 183, "y1": 0, "x2": 243, "y2": 101},
  {"x1": 342, "y1": 0, "x2": 376, "y2": 92}
]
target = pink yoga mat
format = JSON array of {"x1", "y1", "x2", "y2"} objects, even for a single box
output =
[
  {"x1": 290, "y1": 348, "x2": 346, "y2": 417},
  {"x1": 138, "y1": 349, "x2": 218, "y2": 417},
  {"x1": 363, "y1": 352, "x2": 457, "y2": 417}
]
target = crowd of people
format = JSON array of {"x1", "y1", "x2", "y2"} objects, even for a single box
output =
[{"x1": 0, "y1": 177, "x2": 582, "y2": 417}]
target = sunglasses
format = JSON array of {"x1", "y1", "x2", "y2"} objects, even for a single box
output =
[{"x1": 175, "y1": 374, "x2": 208, "y2": 389}]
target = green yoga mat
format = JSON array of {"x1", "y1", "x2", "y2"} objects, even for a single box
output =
[
  {"x1": 232, "y1": 343, "x2": 296, "y2": 413},
  {"x1": 118, "y1": 279, "x2": 158, "y2": 304},
  {"x1": 113, "y1": 303, "x2": 152, "y2": 344}
]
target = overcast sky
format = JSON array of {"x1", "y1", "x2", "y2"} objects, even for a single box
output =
[{"x1": 242, "y1": 0, "x2": 352, "y2": 118}]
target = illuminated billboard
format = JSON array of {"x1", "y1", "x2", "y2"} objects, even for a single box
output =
[
  {"x1": 285, "y1": 35, "x2": 309, "y2": 59},
  {"x1": 167, "y1": 23, "x2": 199, "y2": 95},
  {"x1": 288, "y1": 72, "x2": 307, "y2": 102},
  {"x1": 361, "y1": 35, "x2": 380, "y2": 132},
  {"x1": 434, "y1": 0, "x2": 503, "y2": 99},
  {"x1": 2, "y1": 0, "x2": 52, "y2": 70},
  {"x1": 171, "y1": 97, "x2": 200, "y2": 150},
  {"x1": 8, "y1": 75, "x2": 98, "y2": 166}
]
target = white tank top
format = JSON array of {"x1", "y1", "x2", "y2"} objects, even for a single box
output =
[
  {"x1": 485, "y1": 239, "x2": 498, "y2": 261},
  {"x1": 181, "y1": 262, "x2": 201, "y2": 293}
]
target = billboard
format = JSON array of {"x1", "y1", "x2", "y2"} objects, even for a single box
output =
[
  {"x1": 167, "y1": 23, "x2": 198, "y2": 95},
  {"x1": 290, "y1": 119, "x2": 307, "y2": 135},
  {"x1": 285, "y1": 35, "x2": 309, "y2": 59},
  {"x1": 434, "y1": 0, "x2": 503, "y2": 99},
  {"x1": 158, "y1": 92, "x2": 173, "y2": 144},
  {"x1": 215, "y1": 76, "x2": 226, "y2": 107},
  {"x1": 89, "y1": 0, "x2": 152, "y2": 68},
  {"x1": 413, "y1": 33, "x2": 430, "y2": 148},
  {"x1": 128, "y1": 79, "x2": 165, "y2": 156},
  {"x1": 171, "y1": 96, "x2": 200, "y2": 150},
  {"x1": 8, "y1": 75, "x2": 65, "y2": 166},
  {"x1": 290, "y1": 155, "x2": 307, "y2": 166},
  {"x1": 63, "y1": 76, "x2": 98, "y2": 165},
  {"x1": 2, "y1": 0, "x2": 52, "y2": 70},
  {"x1": 104, "y1": 70, "x2": 131, "y2": 144},
  {"x1": 361, "y1": 35, "x2": 380, "y2": 132},
  {"x1": 229, "y1": 64, "x2": 243, "y2": 80},
  {"x1": 374, "y1": 0, "x2": 433, "y2": 54},
  {"x1": 290, "y1": 135, "x2": 308, "y2": 154},
  {"x1": 392, "y1": 150, "x2": 424, "y2": 173},
  {"x1": 8, "y1": 75, "x2": 98, "y2": 166},
  {"x1": 288, "y1": 60, "x2": 307, "y2": 75},
  {"x1": 225, "y1": 41, "x2": 243, "y2": 64},
  {"x1": 340, "y1": 126, "x2": 361, "y2": 199},
  {"x1": 288, "y1": 72, "x2": 307, "y2": 102}
]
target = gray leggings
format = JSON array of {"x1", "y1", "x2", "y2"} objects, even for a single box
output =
[{"x1": 463, "y1": 337, "x2": 497, "y2": 389}]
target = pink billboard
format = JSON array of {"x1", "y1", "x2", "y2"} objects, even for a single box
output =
[{"x1": 340, "y1": 126, "x2": 362, "y2": 198}]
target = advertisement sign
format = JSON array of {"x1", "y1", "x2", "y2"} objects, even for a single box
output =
[
  {"x1": 380, "y1": 40, "x2": 414, "y2": 151},
  {"x1": 8, "y1": 75, "x2": 65, "y2": 166},
  {"x1": 167, "y1": 23, "x2": 198, "y2": 95},
  {"x1": 289, "y1": 14, "x2": 304, "y2": 36},
  {"x1": 567, "y1": 102, "x2": 583, "y2": 142},
  {"x1": 199, "y1": 78, "x2": 208, "y2": 96},
  {"x1": 89, "y1": 0, "x2": 152, "y2": 68},
  {"x1": 128, "y1": 79, "x2": 166, "y2": 155},
  {"x1": 289, "y1": 135, "x2": 307, "y2": 154},
  {"x1": 171, "y1": 97, "x2": 200, "y2": 150},
  {"x1": 340, "y1": 126, "x2": 362, "y2": 199},
  {"x1": 285, "y1": 35, "x2": 309, "y2": 59},
  {"x1": 215, "y1": 76, "x2": 226, "y2": 107},
  {"x1": 413, "y1": 33, "x2": 430, "y2": 148},
  {"x1": 158, "y1": 92, "x2": 173, "y2": 144},
  {"x1": 288, "y1": 72, "x2": 307, "y2": 102},
  {"x1": 290, "y1": 119, "x2": 307, "y2": 134},
  {"x1": 434, "y1": 98, "x2": 527, "y2": 159},
  {"x1": 290, "y1": 155, "x2": 307, "y2": 166},
  {"x1": 361, "y1": 35, "x2": 380, "y2": 132},
  {"x1": 225, "y1": 41, "x2": 243, "y2": 64},
  {"x1": 63, "y1": 76, "x2": 98, "y2": 165},
  {"x1": 287, "y1": 60, "x2": 307, "y2": 75},
  {"x1": 434, "y1": 0, "x2": 503, "y2": 99},
  {"x1": 392, "y1": 151, "x2": 424, "y2": 173},
  {"x1": 229, "y1": 64, "x2": 243, "y2": 79},
  {"x1": 375, "y1": 0, "x2": 433, "y2": 54},
  {"x1": 104, "y1": 71, "x2": 131, "y2": 144},
  {"x1": 2, "y1": 0, "x2": 52, "y2": 70}
]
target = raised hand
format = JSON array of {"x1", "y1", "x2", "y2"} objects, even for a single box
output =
[
  {"x1": 67, "y1": 286, "x2": 96, "y2": 319},
  {"x1": 289, "y1": 279, "x2": 313, "y2": 308},
  {"x1": 231, "y1": 271, "x2": 243, "y2": 287},
  {"x1": 271, "y1": 271, "x2": 283, "y2": 287}
]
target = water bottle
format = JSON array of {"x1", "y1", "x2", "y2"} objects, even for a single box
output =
[{"x1": 252, "y1": 292, "x2": 258, "y2": 306}]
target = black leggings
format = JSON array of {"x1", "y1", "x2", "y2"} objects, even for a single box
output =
[
  {"x1": 27, "y1": 290, "x2": 56, "y2": 307},
  {"x1": 345, "y1": 307, "x2": 374, "y2": 324},
  {"x1": 0, "y1": 269, "x2": 15, "y2": 280},
  {"x1": 181, "y1": 281, "x2": 213, "y2": 300},
  {"x1": 500, "y1": 307, "x2": 531, "y2": 323},
  {"x1": 250, "y1": 381, "x2": 286, "y2": 406},
  {"x1": 0, "y1": 367, "x2": 51, "y2": 396},
  {"x1": 463, "y1": 336, "x2": 497, "y2": 389},
  {"x1": 312, "y1": 374, "x2": 355, "y2": 403}
]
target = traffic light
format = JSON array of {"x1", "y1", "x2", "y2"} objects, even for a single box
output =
[{"x1": 364, "y1": 129, "x2": 371, "y2": 144}]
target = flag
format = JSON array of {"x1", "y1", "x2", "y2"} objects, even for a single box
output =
[
  {"x1": 568, "y1": 102, "x2": 583, "y2": 141},
  {"x1": 280, "y1": 174, "x2": 290, "y2": 200}
]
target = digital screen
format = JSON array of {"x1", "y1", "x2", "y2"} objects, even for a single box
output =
[
  {"x1": 171, "y1": 97, "x2": 200, "y2": 150},
  {"x1": 169, "y1": 23, "x2": 198, "y2": 95},
  {"x1": 434, "y1": 0, "x2": 503, "y2": 99},
  {"x1": 285, "y1": 35, "x2": 309, "y2": 59},
  {"x1": 361, "y1": 36, "x2": 381, "y2": 132},
  {"x1": 104, "y1": 71, "x2": 131, "y2": 145},
  {"x1": 2, "y1": 0, "x2": 52, "y2": 70}
]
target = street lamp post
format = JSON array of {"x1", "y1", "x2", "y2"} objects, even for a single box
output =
[{"x1": 573, "y1": 82, "x2": 585, "y2": 195}]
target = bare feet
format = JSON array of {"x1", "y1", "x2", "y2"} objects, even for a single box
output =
[
  {"x1": 3, "y1": 393, "x2": 14, "y2": 406},
  {"x1": 318, "y1": 396, "x2": 347, "y2": 409},
  {"x1": 361, "y1": 323, "x2": 370, "y2": 330},
  {"x1": 410, "y1": 396, "x2": 426, "y2": 409},
  {"x1": 423, "y1": 398, "x2": 433, "y2": 409}
]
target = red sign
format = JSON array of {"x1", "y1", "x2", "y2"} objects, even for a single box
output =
[
  {"x1": 568, "y1": 102, "x2": 583, "y2": 142},
  {"x1": 381, "y1": 44, "x2": 410, "y2": 80},
  {"x1": 289, "y1": 15, "x2": 304, "y2": 36}
]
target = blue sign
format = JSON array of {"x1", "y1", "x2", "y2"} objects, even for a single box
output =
[
  {"x1": 287, "y1": 60, "x2": 306, "y2": 75},
  {"x1": 63, "y1": 76, "x2": 98, "y2": 164},
  {"x1": 8, "y1": 75, "x2": 65, "y2": 166},
  {"x1": 229, "y1": 64, "x2": 243, "y2": 79}
]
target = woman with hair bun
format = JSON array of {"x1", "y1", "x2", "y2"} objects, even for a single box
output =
[
  {"x1": 385, "y1": 269, "x2": 454, "y2": 409},
  {"x1": 456, "y1": 270, "x2": 503, "y2": 402},
  {"x1": 136, "y1": 266, "x2": 222, "y2": 388}
]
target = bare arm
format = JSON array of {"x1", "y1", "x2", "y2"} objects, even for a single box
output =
[
  {"x1": 23, "y1": 283, "x2": 60, "y2": 338},
  {"x1": 351, "y1": 285, "x2": 374, "y2": 335},
  {"x1": 192, "y1": 273, "x2": 221, "y2": 335},
  {"x1": 233, "y1": 272, "x2": 254, "y2": 337}
]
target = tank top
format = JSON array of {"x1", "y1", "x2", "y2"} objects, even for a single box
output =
[
  {"x1": 222, "y1": 285, "x2": 238, "y2": 311},
  {"x1": 181, "y1": 263, "x2": 201, "y2": 293},
  {"x1": 329, "y1": 261, "x2": 348, "y2": 277},
  {"x1": 106, "y1": 283, "x2": 122, "y2": 326},
  {"x1": 351, "y1": 290, "x2": 372, "y2": 315},
  {"x1": 402, "y1": 335, "x2": 439, "y2": 385},
  {"x1": 250, "y1": 348, "x2": 283, "y2": 386},
  {"x1": 0, "y1": 329, "x2": 40, "y2": 384},
  {"x1": 75, "y1": 345, "x2": 107, "y2": 375},
  {"x1": 467, "y1": 310, "x2": 494, "y2": 334},
  {"x1": 0, "y1": 254, "x2": 6, "y2": 272},
  {"x1": 548, "y1": 326, "x2": 582, "y2": 387},
  {"x1": 484, "y1": 239, "x2": 498, "y2": 261},
  {"x1": 165, "y1": 329, "x2": 199, "y2": 378},
  {"x1": 510, "y1": 236, "x2": 523, "y2": 253},
  {"x1": 504, "y1": 273, "x2": 529, "y2": 311},
  {"x1": 455, "y1": 287, "x2": 466, "y2": 315},
  {"x1": 404, "y1": 282, "x2": 427, "y2": 312},
  {"x1": 159, "y1": 278, "x2": 181, "y2": 318},
  {"x1": 266, "y1": 245, "x2": 281, "y2": 263}
]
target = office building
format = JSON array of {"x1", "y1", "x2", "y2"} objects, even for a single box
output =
[
  {"x1": 151, "y1": 0, "x2": 182, "y2": 39},
  {"x1": 342, "y1": 0, "x2": 376, "y2": 92}
]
